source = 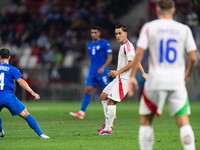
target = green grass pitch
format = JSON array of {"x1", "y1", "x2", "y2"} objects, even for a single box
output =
[{"x1": 0, "y1": 101, "x2": 199, "y2": 150}]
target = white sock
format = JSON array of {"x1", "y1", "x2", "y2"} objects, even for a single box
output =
[
  {"x1": 180, "y1": 125, "x2": 195, "y2": 150},
  {"x1": 104, "y1": 105, "x2": 116, "y2": 130},
  {"x1": 79, "y1": 111, "x2": 85, "y2": 115},
  {"x1": 101, "y1": 100, "x2": 108, "y2": 122},
  {"x1": 139, "y1": 126, "x2": 154, "y2": 150}
]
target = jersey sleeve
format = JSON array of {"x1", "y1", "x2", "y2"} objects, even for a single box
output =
[
  {"x1": 12, "y1": 67, "x2": 23, "y2": 80},
  {"x1": 185, "y1": 25, "x2": 197, "y2": 52},
  {"x1": 126, "y1": 42, "x2": 135, "y2": 61},
  {"x1": 105, "y1": 41, "x2": 112, "y2": 54},
  {"x1": 137, "y1": 23, "x2": 149, "y2": 50}
]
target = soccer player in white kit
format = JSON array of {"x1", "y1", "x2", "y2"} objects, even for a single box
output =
[
  {"x1": 128, "y1": 0, "x2": 197, "y2": 149},
  {"x1": 98, "y1": 24, "x2": 148, "y2": 135}
]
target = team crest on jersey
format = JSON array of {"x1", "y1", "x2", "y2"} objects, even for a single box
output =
[
  {"x1": 96, "y1": 45, "x2": 100, "y2": 50},
  {"x1": 109, "y1": 93, "x2": 112, "y2": 97}
]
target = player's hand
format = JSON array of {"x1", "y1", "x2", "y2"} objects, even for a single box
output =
[
  {"x1": 109, "y1": 70, "x2": 118, "y2": 78},
  {"x1": 184, "y1": 75, "x2": 190, "y2": 84},
  {"x1": 142, "y1": 73, "x2": 149, "y2": 80},
  {"x1": 97, "y1": 67, "x2": 104, "y2": 74},
  {"x1": 128, "y1": 77, "x2": 138, "y2": 97},
  {"x1": 31, "y1": 92, "x2": 40, "y2": 100}
]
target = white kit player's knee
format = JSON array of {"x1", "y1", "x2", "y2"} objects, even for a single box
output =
[
  {"x1": 139, "y1": 126, "x2": 154, "y2": 150},
  {"x1": 180, "y1": 125, "x2": 195, "y2": 150}
]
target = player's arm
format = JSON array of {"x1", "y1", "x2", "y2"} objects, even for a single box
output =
[
  {"x1": 98, "y1": 54, "x2": 112, "y2": 74},
  {"x1": 130, "y1": 47, "x2": 145, "y2": 78},
  {"x1": 17, "y1": 78, "x2": 40, "y2": 100},
  {"x1": 138, "y1": 63, "x2": 148, "y2": 80},
  {"x1": 130, "y1": 23, "x2": 148, "y2": 77},
  {"x1": 128, "y1": 47, "x2": 145, "y2": 96},
  {"x1": 109, "y1": 60, "x2": 132, "y2": 78},
  {"x1": 185, "y1": 50, "x2": 197, "y2": 84}
]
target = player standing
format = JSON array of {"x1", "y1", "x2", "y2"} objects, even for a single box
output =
[
  {"x1": 98, "y1": 24, "x2": 148, "y2": 135},
  {"x1": 69, "y1": 26, "x2": 112, "y2": 119},
  {"x1": 0, "y1": 48, "x2": 49, "y2": 139},
  {"x1": 128, "y1": 0, "x2": 197, "y2": 149}
]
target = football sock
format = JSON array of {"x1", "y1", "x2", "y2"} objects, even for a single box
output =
[
  {"x1": 139, "y1": 126, "x2": 154, "y2": 150},
  {"x1": 79, "y1": 111, "x2": 85, "y2": 115},
  {"x1": 105, "y1": 105, "x2": 116, "y2": 130},
  {"x1": 180, "y1": 125, "x2": 195, "y2": 150},
  {"x1": 101, "y1": 100, "x2": 108, "y2": 121},
  {"x1": 80, "y1": 94, "x2": 91, "y2": 112},
  {"x1": 25, "y1": 115, "x2": 43, "y2": 136},
  {"x1": 0, "y1": 117, "x2": 2, "y2": 131}
]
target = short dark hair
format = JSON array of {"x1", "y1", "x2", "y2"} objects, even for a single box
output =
[
  {"x1": 90, "y1": 26, "x2": 101, "y2": 31},
  {"x1": 0, "y1": 48, "x2": 11, "y2": 59},
  {"x1": 157, "y1": 0, "x2": 175, "y2": 10},
  {"x1": 115, "y1": 24, "x2": 127, "y2": 32}
]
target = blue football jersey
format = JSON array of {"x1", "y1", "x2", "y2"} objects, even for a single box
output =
[
  {"x1": 0, "y1": 63, "x2": 22, "y2": 95},
  {"x1": 88, "y1": 38, "x2": 112, "y2": 74}
]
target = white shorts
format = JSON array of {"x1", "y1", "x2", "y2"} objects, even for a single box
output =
[
  {"x1": 139, "y1": 87, "x2": 191, "y2": 117},
  {"x1": 103, "y1": 77, "x2": 129, "y2": 102}
]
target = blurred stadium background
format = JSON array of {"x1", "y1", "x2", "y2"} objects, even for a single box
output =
[{"x1": 0, "y1": 0, "x2": 199, "y2": 101}]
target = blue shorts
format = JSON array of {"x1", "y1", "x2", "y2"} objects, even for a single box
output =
[
  {"x1": 0, "y1": 93, "x2": 25, "y2": 116},
  {"x1": 86, "y1": 72, "x2": 110, "y2": 88}
]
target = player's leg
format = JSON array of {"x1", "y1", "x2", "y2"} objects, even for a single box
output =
[
  {"x1": 80, "y1": 86, "x2": 94, "y2": 113},
  {"x1": 169, "y1": 89, "x2": 195, "y2": 150},
  {"x1": 139, "y1": 114, "x2": 155, "y2": 150},
  {"x1": 69, "y1": 74, "x2": 96, "y2": 119},
  {"x1": 98, "y1": 78, "x2": 115, "y2": 132},
  {"x1": 98, "y1": 99, "x2": 116, "y2": 135},
  {"x1": 105, "y1": 99, "x2": 117, "y2": 130},
  {"x1": 139, "y1": 90, "x2": 167, "y2": 150},
  {"x1": 99, "y1": 78, "x2": 128, "y2": 135},
  {"x1": 19, "y1": 108, "x2": 49, "y2": 139},
  {"x1": 76, "y1": 73, "x2": 109, "y2": 118},
  {"x1": 7, "y1": 95, "x2": 49, "y2": 139},
  {"x1": 0, "y1": 117, "x2": 5, "y2": 138},
  {"x1": 69, "y1": 86, "x2": 94, "y2": 119},
  {"x1": 176, "y1": 115, "x2": 195, "y2": 150},
  {"x1": 0, "y1": 100, "x2": 6, "y2": 137},
  {"x1": 100, "y1": 92, "x2": 108, "y2": 121},
  {"x1": 98, "y1": 73, "x2": 111, "y2": 119},
  {"x1": 99, "y1": 91, "x2": 117, "y2": 132},
  {"x1": 19, "y1": 108, "x2": 42, "y2": 136},
  {"x1": 0, "y1": 117, "x2": 2, "y2": 131}
]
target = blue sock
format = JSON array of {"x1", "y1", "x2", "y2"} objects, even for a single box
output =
[
  {"x1": 0, "y1": 117, "x2": 2, "y2": 132},
  {"x1": 25, "y1": 115, "x2": 43, "y2": 136},
  {"x1": 80, "y1": 94, "x2": 91, "y2": 112}
]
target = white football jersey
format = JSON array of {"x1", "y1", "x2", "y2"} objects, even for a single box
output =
[
  {"x1": 137, "y1": 19, "x2": 197, "y2": 90},
  {"x1": 117, "y1": 40, "x2": 135, "y2": 79}
]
